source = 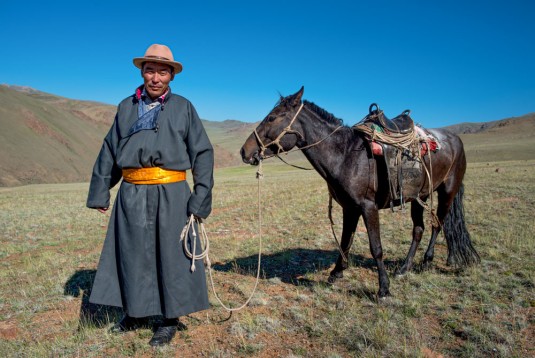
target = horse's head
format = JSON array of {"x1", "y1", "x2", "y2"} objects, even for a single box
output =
[{"x1": 241, "y1": 86, "x2": 305, "y2": 165}]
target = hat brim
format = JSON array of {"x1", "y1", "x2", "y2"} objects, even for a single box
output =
[{"x1": 133, "y1": 57, "x2": 183, "y2": 74}]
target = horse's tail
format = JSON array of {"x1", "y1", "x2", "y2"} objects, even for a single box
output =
[{"x1": 443, "y1": 183, "x2": 480, "y2": 267}]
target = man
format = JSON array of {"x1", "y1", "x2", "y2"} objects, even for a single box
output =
[{"x1": 86, "y1": 44, "x2": 214, "y2": 346}]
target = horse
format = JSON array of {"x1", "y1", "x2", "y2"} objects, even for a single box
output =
[{"x1": 240, "y1": 86, "x2": 479, "y2": 298}]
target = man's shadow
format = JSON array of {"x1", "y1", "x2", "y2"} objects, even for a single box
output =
[{"x1": 63, "y1": 269, "x2": 122, "y2": 329}]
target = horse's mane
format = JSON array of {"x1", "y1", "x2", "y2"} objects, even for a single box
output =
[{"x1": 303, "y1": 100, "x2": 346, "y2": 127}]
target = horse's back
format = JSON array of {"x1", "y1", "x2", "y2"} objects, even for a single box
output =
[{"x1": 426, "y1": 128, "x2": 466, "y2": 161}]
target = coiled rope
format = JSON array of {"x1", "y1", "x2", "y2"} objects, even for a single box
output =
[{"x1": 180, "y1": 162, "x2": 265, "y2": 312}]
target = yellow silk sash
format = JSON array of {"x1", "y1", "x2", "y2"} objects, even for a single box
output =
[{"x1": 122, "y1": 167, "x2": 186, "y2": 185}]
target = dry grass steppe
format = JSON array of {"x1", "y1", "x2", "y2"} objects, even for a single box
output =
[{"x1": 0, "y1": 158, "x2": 533, "y2": 357}]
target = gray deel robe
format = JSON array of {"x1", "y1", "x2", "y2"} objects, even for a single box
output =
[{"x1": 86, "y1": 87, "x2": 214, "y2": 318}]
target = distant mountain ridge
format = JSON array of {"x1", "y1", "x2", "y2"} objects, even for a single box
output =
[
  {"x1": 443, "y1": 112, "x2": 535, "y2": 134},
  {"x1": 1, "y1": 84, "x2": 533, "y2": 186}
]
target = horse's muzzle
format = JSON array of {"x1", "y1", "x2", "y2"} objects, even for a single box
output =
[{"x1": 240, "y1": 147, "x2": 261, "y2": 166}]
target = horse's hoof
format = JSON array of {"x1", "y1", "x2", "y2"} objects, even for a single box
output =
[
  {"x1": 327, "y1": 271, "x2": 343, "y2": 284},
  {"x1": 421, "y1": 261, "x2": 433, "y2": 271},
  {"x1": 377, "y1": 289, "x2": 390, "y2": 298},
  {"x1": 423, "y1": 255, "x2": 434, "y2": 265},
  {"x1": 394, "y1": 268, "x2": 408, "y2": 277}
]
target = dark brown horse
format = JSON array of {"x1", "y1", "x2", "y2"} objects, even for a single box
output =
[{"x1": 240, "y1": 87, "x2": 479, "y2": 298}]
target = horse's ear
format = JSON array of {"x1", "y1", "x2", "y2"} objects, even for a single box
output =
[{"x1": 292, "y1": 86, "x2": 304, "y2": 106}]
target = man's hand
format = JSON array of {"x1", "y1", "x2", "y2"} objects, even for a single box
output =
[{"x1": 96, "y1": 207, "x2": 109, "y2": 214}]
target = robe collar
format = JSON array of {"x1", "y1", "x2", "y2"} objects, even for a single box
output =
[{"x1": 134, "y1": 85, "x2": 171, "y2": 109}]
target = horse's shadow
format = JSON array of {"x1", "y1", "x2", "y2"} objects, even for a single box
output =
[
  {"x1": 212, "y1": 248, "x2": 401, "y2": 286},
  {"x1": 64, "y1": 269, "x2": 122, "y2": 329},
  {"x1": 212, "y1": 248, "x2": 457, "y2": 301}
]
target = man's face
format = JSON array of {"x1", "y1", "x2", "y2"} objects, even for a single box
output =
[{"x1": 142, "y1": 62, "x2": 174, "y2": 99}]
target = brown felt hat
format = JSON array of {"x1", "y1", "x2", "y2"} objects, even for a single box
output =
[{"x1": 133, "y1": 44, "x2": 183, "y2": 74}]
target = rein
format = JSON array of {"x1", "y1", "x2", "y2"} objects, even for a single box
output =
[{"x1": 253, "y1": 102, "x2": 348, "y2": 263}]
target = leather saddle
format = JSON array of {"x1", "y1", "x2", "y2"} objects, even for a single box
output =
[{"x1": 366, "y1": 103, "x2": 414, "y2": 134}]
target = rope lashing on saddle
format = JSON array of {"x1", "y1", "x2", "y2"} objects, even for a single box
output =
[
  {"x1": 180, "y1": 162, "x2": 265, "y2": 312},
  {"x1": 353, "y1": 118, "x2": 419, "y2": 155}
]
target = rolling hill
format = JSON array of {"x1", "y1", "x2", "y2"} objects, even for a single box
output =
[
  {"x1": 1, "y1": 84, "x2": 534, "y2": 186},
  {"x1": 445, "y1": 113, "x2": 535, "y2": 162},
  {"x1": 0, "y1": 85, "x2": 257, "y2": 186}
]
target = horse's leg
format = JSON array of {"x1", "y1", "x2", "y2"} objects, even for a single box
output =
[
  {"x1": 395, "y1": 200, "x2": 425, "y2": 276},
  {"x1": 362, "y1": 203, "x2": 390, "y2": 297},
  {"x1": 423, "y1": 184, "x2": 453, "y2": 266},
  {"x1": 328, "y1": 207, "x2": 360, "y2": 282},
  {"x1": 423, "y1": 225, "x2": 441, "y2": 267}
]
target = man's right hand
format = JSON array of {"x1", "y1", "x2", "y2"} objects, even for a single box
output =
[{"x1": 96, "y1": 207, "x2": 109, "y2": 214}]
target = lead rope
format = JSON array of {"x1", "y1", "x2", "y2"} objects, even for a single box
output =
[
  {"x1": 180, "y1": 162, "x2": 264, "y2": 312},
  {"x1": 254, "y1": 103, "x2": 347, "y2": 265}
]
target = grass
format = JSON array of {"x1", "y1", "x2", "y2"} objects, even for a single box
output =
[{"x1": 0, "y1": 160, "x2": 534, "y2": 357}]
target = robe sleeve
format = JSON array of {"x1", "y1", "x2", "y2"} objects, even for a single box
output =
[
  {"x1": 86, "y1": 113, "x2": 122, "y2": 209},
  {"x1": 185, "y1": 102, "x2": 214, "y2": 219}
]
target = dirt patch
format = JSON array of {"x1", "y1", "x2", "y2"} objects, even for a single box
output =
[
  {"x1": 0, "y1": 319, "x2": 19, "y2": 340},
  {"x1": 29, "y1": 300, "x2": 81, "y2": 341},
  {"x1": 421, "y1": 347, "x2": 445, "y2": 358},
  {"x1": 492, "y1": 196, "x2": 519, "y2": 203}
]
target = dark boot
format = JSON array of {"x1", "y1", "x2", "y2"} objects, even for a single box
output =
[
  {"x1": 110, "y1": 315, "x2": 143, "y2": 334},
  {"x1": 149, "y1": 318, "x2": 178, "y2": 346}
]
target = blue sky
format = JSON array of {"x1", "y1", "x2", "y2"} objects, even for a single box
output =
[{"x1": 1, "y1": 0, "x2": 534, "y2": 127}]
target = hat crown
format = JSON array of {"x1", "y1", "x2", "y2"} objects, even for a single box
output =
[
  {"x1": 133, "y1": 43, "x2": 183, "y2": 74},
  {"x1": 143, "y1": 44, "x2": 174, "y2": 62}
]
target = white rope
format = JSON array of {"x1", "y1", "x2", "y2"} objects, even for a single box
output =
[{"x1": 180, "y1": 162, "x2": 264, "y2": 312}]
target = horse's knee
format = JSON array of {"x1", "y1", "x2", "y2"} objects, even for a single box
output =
[{"x1": 413, "y1": 226, "x2": 424, "y2": 240}]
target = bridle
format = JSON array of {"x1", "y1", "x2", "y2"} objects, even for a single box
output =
[
  {"x1": 253, "y1": 103, "x2": 304, "y2": 159},
  {"x1": 253, "y1": 102, "x2": 344, "y2": 160}
]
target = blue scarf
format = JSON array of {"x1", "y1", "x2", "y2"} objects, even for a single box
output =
[{"x1": 127, "y1": 87, "x2": 168, "y2": 136}]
